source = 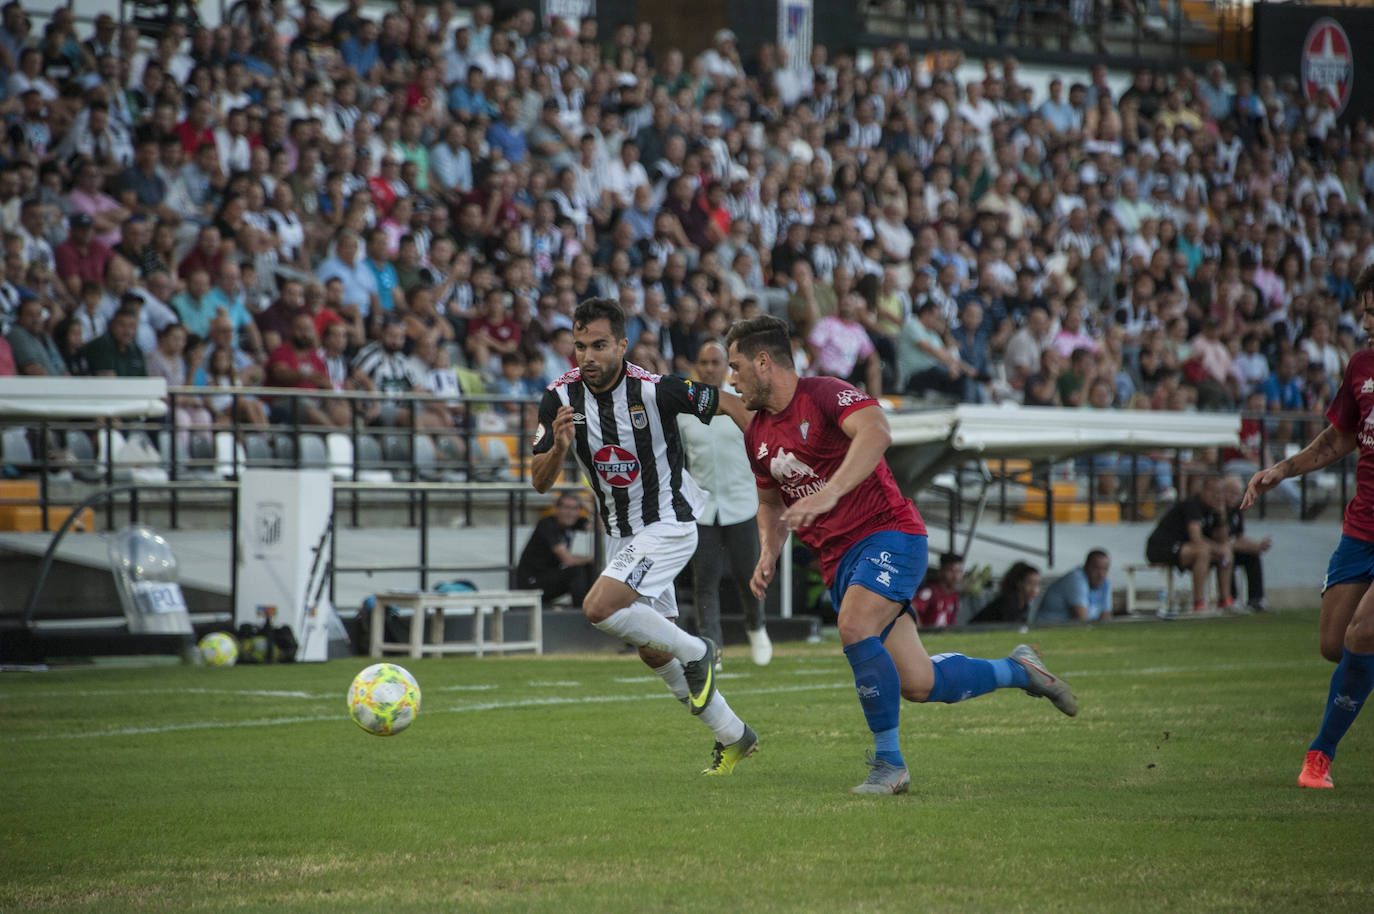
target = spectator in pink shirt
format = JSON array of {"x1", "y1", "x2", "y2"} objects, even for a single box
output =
[
  {"x1": 1051, "y1": 306, "x2": 1098, "y2": 359},
  {"x1": 1187, "y1": 317, "x2": 1236, "y2": 410},
  {"x1": 807, "y1": 291, "x2": 881, "y2": 395},
  {"x1": 65, "y1": 158, "x2": 130, "y2": 248}
]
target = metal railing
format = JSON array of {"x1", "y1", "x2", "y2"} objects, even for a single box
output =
[
  {"x1": 862, "y1": 0, "x2": 1224, "y2": 68},
  {"x1": 0, "y1": 384, "x2": 550, "y2": 532}
]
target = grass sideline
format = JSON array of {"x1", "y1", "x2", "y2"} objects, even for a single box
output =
[{"x1": 2, "y1": 610, "x2": 1372, "y2": 913}]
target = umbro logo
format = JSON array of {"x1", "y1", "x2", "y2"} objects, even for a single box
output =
[
  {"x1": 756, "y1": 441, "x2": 768, "y2": 459},
  {"x1": 572, "y1": 412, "x2": 586, "y2": 422}
]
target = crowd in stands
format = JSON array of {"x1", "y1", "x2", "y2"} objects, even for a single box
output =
[{"x1": 0, "y1": 1, "x2": 1369, "y2": 468}]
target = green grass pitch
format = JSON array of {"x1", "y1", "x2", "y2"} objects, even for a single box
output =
[{"x1": 2, "y1": 609, "x2": 1372, "y2": 913}]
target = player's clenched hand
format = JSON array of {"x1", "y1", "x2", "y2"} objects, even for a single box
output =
[
  {"x1": 1239, "y1": 465, "x2": 1284, "y2": 511},
  {"x1": 749, "y1": 555, "x2": 776, "y2": 600},
  {"x1": 782, "y1": 487, "x2": 839, "y2": 531},
  {"x1": 552, "y1": 405, "x2": 576, "y2": 449}
]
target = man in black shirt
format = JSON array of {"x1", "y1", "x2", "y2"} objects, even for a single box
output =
[
  {"x1": 513, "y1": 492, "x2": 594, "y2": 607},
  {"x1": 1217, "y1": 476, "x2": 1271, "y2": 612},
  {"x1": 1145, "y1": 475, "x2": 1233, "y2": 612}
]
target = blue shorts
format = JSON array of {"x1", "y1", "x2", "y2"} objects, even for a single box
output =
[
  {"x1": 828, "y1": 531, "x2": 929, "y2": 615},
  {"x1": 1323, "y1": 534, "x2": 1374, "y2": 592}
]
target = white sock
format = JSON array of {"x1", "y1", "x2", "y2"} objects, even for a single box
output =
[
  {"x1": 653, "y1": 658, "x2": 690, "y2": 705},
  {"x1": 594, "y1": 605, "x2": 705, "y2": 661},
  {"x1": 699, "y1": 692, "x2": 745, "y2": 745}
]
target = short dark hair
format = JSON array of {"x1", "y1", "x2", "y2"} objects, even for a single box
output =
[
  {"x1": 1086, "y1": 549, "x2": 1109, "y2": 566},
  {"x1": 573, "y1": 297, "x2": 626, "y2": 340},
  {"x1": 1355, "y1": 262, "x2": 1374, "y2": 300},
  {"x1": 939, "y1": 552, "x2": 963, "y2": 568},
  {"x1": 723, "y1": 315, "x2": 793, "y2": 368}
]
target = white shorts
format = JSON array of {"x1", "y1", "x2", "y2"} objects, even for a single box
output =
[{"x1": 601, "y1": 521, "x2": 698, "y2": 619}]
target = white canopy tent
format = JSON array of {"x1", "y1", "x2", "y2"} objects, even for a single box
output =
[
  {"x1": 885, "y1": 404, "x2": 1241, "y2": 487},
  {"x1": 0, "y1": 378, "x2": 168, "y2": 419}
]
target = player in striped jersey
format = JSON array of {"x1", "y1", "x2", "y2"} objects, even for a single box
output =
[{"x1": 530, "y1": 298, "x2": 759, "y2": 775}]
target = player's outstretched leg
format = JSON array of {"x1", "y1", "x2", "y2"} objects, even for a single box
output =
[
  {"x1": 587, "y1": 577, "x2": 715, "y2": 713},
  {"x1": 1300, "y1": 647, "x2": 1374, "y2": 789},
  {"x1": 647, "y1": 652, "x2": 757, "y2": 775},
  {"x1": 883, "y1": 614, "x2": 1075, "y2": 715}
]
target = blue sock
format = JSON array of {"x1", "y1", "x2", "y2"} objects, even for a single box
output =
[
  {"x1": 995, "y1": 657, "x2": 1029, "y2": 689},
  {"x1": 926, "y1": 653, "x2": 1022, "y2": 703},
  {"x1": 1310, "y1": 648, "x2": 1374, "y2": 759},
  {"x1": 843, "y1": 637, "x2": 903, "y2": 766}
]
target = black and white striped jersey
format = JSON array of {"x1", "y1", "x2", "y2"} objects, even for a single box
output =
[{"x1": 533, "y1": 361, "x2": 720, "y2": 537}]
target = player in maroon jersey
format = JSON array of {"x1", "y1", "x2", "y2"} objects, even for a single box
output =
[
  {"x1": 1243, "y1": 264, "x2": 1374, "y2": 789},
  {"x1": 724, "y1": 315, "x2": 1077, "y2": 794}
]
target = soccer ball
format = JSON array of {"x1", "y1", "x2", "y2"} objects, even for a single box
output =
[
  {"x1": 198, "y1": 632, "x2": 238, "y2": 667},
  {"x1": 347, "y1": 663, "x2": 421, "y2": 736},
  {"x1": 239, "y1": 634, "x2": 271, "y2": 664}
]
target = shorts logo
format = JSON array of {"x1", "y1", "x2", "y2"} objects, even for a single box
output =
[
  {"x1": 879, "y1": 551, "x2": 891, "y2": 564},
  {"x1": 609, "y1": 543, "x2": 636, "y2": 572},
  {"x1": 593, "y1": 445, "x2": 640, "y2": 487},
  {"x1": 629, "y1": 404, "x2": 648, "y2": 430},
  {"x1": 625, "y1": 556, "x2": 655, "y2": 590},
  {"x1": 876, "y1": 570, "x2": 891, "y2": 587}
]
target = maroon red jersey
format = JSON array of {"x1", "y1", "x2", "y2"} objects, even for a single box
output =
[
  {"x1": 912, "y1": 581, "x2": 959, "y2": 629},
  {"x1": 744, "y1": 376, "x2": 926, "y2": 584},
  {"x1": 1325, "y1": 348, "x2": 1374, "y2": 542}
]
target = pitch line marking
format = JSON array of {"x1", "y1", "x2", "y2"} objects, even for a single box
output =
[{"x1": 0, "y1": 659, "x2": 1326, "y2": 743}]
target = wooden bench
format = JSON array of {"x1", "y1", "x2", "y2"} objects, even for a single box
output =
[
  {"x1": 1123, "y1": 563, "x2": 1235, "y2": 616},
  {"x1": 1123, "y1": 564, "x2": 1180, "y2": 617},
  {"x1": 369, "y1": 589, "x2": 544, "y2": 659}
]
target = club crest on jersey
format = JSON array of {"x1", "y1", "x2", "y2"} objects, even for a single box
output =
[
  {"x1": 593, "y1": 444, "x2": 640, "y2": 487},
  {"x1": 629, "y1": 404, "x2": 648, "y2": 429},
  {"x1": 1362, "y1": 379, "x2": 1373, "y2": 394},
  {"x1": 799, "y1": 420, "x2": 810, "y2": 441}
]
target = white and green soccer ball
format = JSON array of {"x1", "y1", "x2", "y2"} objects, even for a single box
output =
[
  {"x1": 198, "y1": 632, "x2": 238, "y2": 667},
  {"x1": 347, "y1": 663, "x2": 421, "y2": 736}
]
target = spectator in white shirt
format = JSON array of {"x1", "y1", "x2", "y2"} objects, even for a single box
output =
[
  {"x1": 602, "y1": 138, "x2": 649, "y2": 210},
  {"x1": 696, "y1": 29, "x2": 740, "y2": 82}
]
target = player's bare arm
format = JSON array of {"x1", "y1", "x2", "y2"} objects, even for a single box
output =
[
  {"x1": 1241, "y1": 423, "x2": 1356, "y2": 510},
  {"x1": 782, "y1": 404, "x2": 891, "y2": 531},
  {"x1": 530, "y1": 405, "x2": 576, "y2": 493},
  {"x1": 751, "y1": 485, "x2": 788, "y2": 600},
  {"x1": 715, "y1": 388, "x2": 753, "y2": 433}
]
